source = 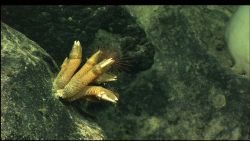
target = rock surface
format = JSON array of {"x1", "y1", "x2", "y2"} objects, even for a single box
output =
[
  {"x1": 89, "y1": 6, "x2": 250, "y2": 140},
  {"x1": 1, "y1": 22, "x2": 104, "y2": 140},
  {"x1": 1, "y1": 6, "x2": 250, "y2": 140}
]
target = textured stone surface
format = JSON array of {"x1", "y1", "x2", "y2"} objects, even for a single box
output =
[
  {"x1": 87, "y1": 6, "x2": 249, "y2": 140},
  {"x1": 1, "y1": 5, "x2": 249, "y2": 140},
  {"x1": 1, "y1": 22, "x2": 104, "y2": 140}
]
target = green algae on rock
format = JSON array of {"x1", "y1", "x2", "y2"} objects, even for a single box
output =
[
  {"x1": 91, "y1": 6, "x2": 250, "y2": 140},
  {"x1": 1, "y1": 22, "x2": 105, "y2": 140}
]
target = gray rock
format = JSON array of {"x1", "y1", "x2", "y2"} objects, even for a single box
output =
[
  {"x1": 1, "y1": 5, "x2": 249, "y2": 140},
  {"x1": 1, "y1": 22, "x2": 105, "y2": 140},
  {"x1": 89, "y1": 6, "x2": 250, "y2": 140}
]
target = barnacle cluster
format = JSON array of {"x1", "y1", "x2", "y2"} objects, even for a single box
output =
[{"x1": 53, "y1": 41, "x2": 118, "y2": 103}]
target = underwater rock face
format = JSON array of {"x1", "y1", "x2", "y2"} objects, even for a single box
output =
[
  {"x1": 1, "y1": 6, "x2": 249, "y2": 140},
  {"x1": 1, "y1": 22, "x2": 104, "y2": 140},
  {"x1": 89, "y1": 6, "x2": 249, "y2": 140},
  {"x1": 1, "y1": 6, "x2": 154, "y2": 73}
]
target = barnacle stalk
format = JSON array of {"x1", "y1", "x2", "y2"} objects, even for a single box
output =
[
  {"x1": 53, "y1": 40, "x2": 119, "y2": 104},
  {"x1": 68, "y1": 86, "x2": 118, "y2": 103},
  {"x1": 53, "y1": 41, "x2": 82, "y2": 90},
  {"x1": 62, "y1": 58, "x2": 115, "y2": 99}
]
